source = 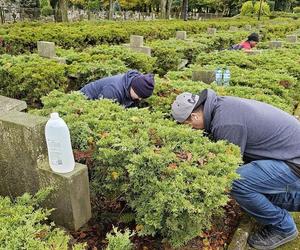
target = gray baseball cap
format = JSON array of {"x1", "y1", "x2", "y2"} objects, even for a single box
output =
[{"x1": 171, "y1": 92, "x2": 200, "y2": 123}]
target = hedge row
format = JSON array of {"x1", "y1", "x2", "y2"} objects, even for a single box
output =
[
  {"x1": 0, "y1": 17, "x2": 299, "y2": 54},
  {"x1": 0, "y1": 31, "x2": 263, "y2": 105},
  {"x1": 31, "y1": 91, "x2": 241, "y2": 247}
]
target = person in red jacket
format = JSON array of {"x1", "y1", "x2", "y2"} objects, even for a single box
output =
[{"x1": 231, "y1": 33, "x2": 260, "y2": 52}]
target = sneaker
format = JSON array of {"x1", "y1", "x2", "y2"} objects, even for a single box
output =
[{"x1": 247, "y1": 226, "x2": 298, "y2": 250}]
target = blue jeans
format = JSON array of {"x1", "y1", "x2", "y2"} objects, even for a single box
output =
[{"x1": 231, "y1": 160, "x2": 300, "y2": 233}]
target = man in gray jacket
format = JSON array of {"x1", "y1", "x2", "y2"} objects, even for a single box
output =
[{"x1": 171, "y1": 89, "x2": 300, "y2": 249}]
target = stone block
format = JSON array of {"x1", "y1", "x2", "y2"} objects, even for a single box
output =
[
  {"x1": 130, "y1": 35, "x2": 144, "y2": 47},
  {"x1": 269, "y1": 41, "x2": 282, "y2": 49},
  {"x1": 0, "y1": 111, "x2": 48, "y2": 197},
  {"x1": 38, "y1": 161, "x2": 91, "y2": 231},
  {"x1": 286, "y1": 35, "x2": 298, "y2": 43},
  {"x1": 229, "y1": 26, "x2": 239, "y2": 32},
  {"x1": 37, "y1": 41, "x2": 56, "y2": 58},
  {"x1": 53, "y1": 56, "x2": 67, "y2": 64},
  {"x1": 244, "y1": 24, "x2": 252, "y2": 31},
  {"x1": 130, "y1": 46, "x2": 151, "y2": 56},
  {"x1": 176, "y1": 31, "x2": 187, "y2": 40},
  {"x1": 228, "y1": 214, "x2": 255, "y2": 250},
  {"x1": 0, "y1": 110, "x2": 91, "y2": 231},
  {"x1": 0, "y1": 95, "x2": 27, "y2": 114},
  {"x1": 177, "y1": 59, "x2": 188, "y2": 70},
  {"x1": 207, "y1": 28, "x2": 217, "y2": 35},
  {"x1": 192, "y1": 70, "x2": 215, "y2": 84}
]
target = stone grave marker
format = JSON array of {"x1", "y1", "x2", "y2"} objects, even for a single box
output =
[
  {"x1": 124, "y1": 35, "x2": 151, "y2": 56},
  {"x1": 207, "y1": 28, "x2": 217, "y2": 35},
  {"x1": 176, "y1": 31, "x2": 187, "y2": 40},
  {"x1": 0, "y1": 95, "x2": 91, "y2": 231},
  {"x1": 286, "y1": 35, "x2": 298, "y2": 43},
  {"x1": 269, "y1": 41, "x2": 282, "y2": 49},
  {"x1": 192, "y1": 70, "x2": 215, "y2": 84}
]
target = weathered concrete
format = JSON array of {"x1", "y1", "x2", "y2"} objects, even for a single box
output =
[
  {"x1": 37, "y1": 41, "x2": 56, "y2": 58},
  {"x1": 39, "y1": 161, "x2": 91, "y2": 231},
  {"x1": 177, "y1": 59, "x2": 188, "y2": 70},
  {"x1": 53, "y1": 56, "x2": 67, "y2": 64},
  {"x1": 229, "y1": 212, "x2": 300, "y2": 250},
  {"x1": 0, "y1": 109, "x2": 91, "y2": 231},
  {"x1": 229, "y1": 26, "x2": 239, "y2": 32},
  {"x1": 176, "y1": 31, "x2": 187, "y2": 40},
  {"x1": 130, "y1": 46, "x2": 151, "y2": 56},
  {"x1": 244, "y1": 25, "x2": 252, "y2": 31},
  {"x1": 207, "y1": 28, "x2": 217, "y2": 35},
  {"x1": 286, "y1": 35, "x2": 298, "y2": 43},
  {"x1": 0, "y1": 95, "x2": 27, "y2": 114},
  {"x1": 130, "y1": 35, "x2": 144, "y2": 47},
  {"x1": 124, "y1": 36, "x2": 151, "y2": 56},
  {"x1": 269, "y1": 41, "x2": 283, "y2": 49},
  {"x1": 192, "y1": 70, "x2": 215, "y2": 84},
  {"x1": 228, "y1": 214, "x2": 255, "y2": 250}
]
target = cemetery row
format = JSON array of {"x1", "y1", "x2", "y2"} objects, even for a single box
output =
[
  {"x1": 0, "y1": 17, "x2": 299, "y2": 54},
  {"x1": 2, "y1": 18, "x2": 300, "y2": 249}
]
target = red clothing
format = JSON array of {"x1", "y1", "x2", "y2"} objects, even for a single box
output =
[{"x1": 239, "y1": 41, "x2": 251, "y2": 50}]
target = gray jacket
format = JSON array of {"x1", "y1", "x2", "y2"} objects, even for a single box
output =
[{"x1": 202, "y1": 89, "x2": 300, "y2": 176}]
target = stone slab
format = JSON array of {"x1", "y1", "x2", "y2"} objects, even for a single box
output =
[
  {"x1": 192, "y1": 70, "x2": 215, "y2": 84},
  {"x1": 228, "y1": 214, "x2": 255, "y2": 250},
  {"x1": 229, "y1": 212, "x2": 300, "y2": 250},
  {"x1": 53, "y1": 56, "x2": 67, "y2": 64},
  {"x1": 0, "y1": 110, "x2": 91, "y2": 231},
  {"x1": 229, "y1": 26, "x2": 239, "y2": 32},
  {"x1": 286, "y1": 35, "x2": 298, "y2": 43},
  {"x1": 130, "y1": 35, "x2": 144, "y2": 47},
  {"x1": 207, "y1": 28, "x2": 217, "y2": 35},
  {"x1": 0, "y1": 95, "x2": 27, "y2": 114},
  {"x1": 130, "y1": 46, "x2": 151, "y2": 56},
  {"x1": 0, "y1": 111, "x2": 48, "y2": 197},
  {"x1": 269, "y1": 41, "x2": 282, "y2": 49},
  {"x1": 37, "y1": 41, "x2": 56, "y2": 58},
  {"x1": 244, "y1": 25, "x2": 252, "y2": 31},
  {"x1": 38, "y1": 161, "x2": 91, "y2": 231},
  {"x1": 176, "y1": 31, "x2": 187, "y2": 40},
  {"x1": 177, "y1": 59, "x2": 188, "y2": 70}
]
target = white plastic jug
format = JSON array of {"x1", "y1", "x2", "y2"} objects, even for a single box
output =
[{"x1": 45, "y1": 112, "x2": 75, "y2": 173}]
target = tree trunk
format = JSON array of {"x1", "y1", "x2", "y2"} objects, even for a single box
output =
[
  {"x1": 108, "y1": 0, "x2": 113, "y2": 19},
  {"x1": 166, "y1": 0, "x2": 173, "y2": 19},
  {"x1": 181, "y1": 0, "x2": 188, "y2": 20},
  {"x1": 160, "y1": 0, "x2": 167, "y2": 18}
]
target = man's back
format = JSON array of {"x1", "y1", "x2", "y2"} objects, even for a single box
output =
[{"x1": 204, "y1": 90, "x2": 300, "y2": 174}]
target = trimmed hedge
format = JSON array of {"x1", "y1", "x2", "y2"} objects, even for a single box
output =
[
  {"x1": 0, "y1": 18, "x2": 299, "y2": 54},
  {"x1": 31, "y1": 91, "x2": 241, "y2": 247}
]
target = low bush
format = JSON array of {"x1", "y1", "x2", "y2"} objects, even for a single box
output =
[
  {"x1": 32, "y1": 91, "x2": 241, "y2": 247},
  {"x1": 0, "y1": 188, "x2": 86, "y2": 249}
]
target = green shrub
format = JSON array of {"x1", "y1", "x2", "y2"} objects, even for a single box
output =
[
  {"x1": 32, "y1": 91, "x2": 241, "y2": 247},
  {"x1": 106, "y1": 227, "x2": 134, "y2": 250},
  {"x1": 41, "y1": 6, "x2": 53, "y2": 16},
  {"x1": 0, "y1": 188, "x2": 86, "y2": 249},
  {"x1": 241, "y1": 1, "x2": 254, "y2": 16},
  {"x1": 254, "y1": 1, "x2": 271, "y2": 16},
  {"x1": 294, "y1": 7, "x2": 300, "y2": 13}
]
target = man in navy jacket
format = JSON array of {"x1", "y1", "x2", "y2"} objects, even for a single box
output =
[
  {"x1": 80, "y1": 70, "x2": 155, "y2": 108},
  {"x1": 171, "y1": 89, "x2": 300, "y2": 250}
]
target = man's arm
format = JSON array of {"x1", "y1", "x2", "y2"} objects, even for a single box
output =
[{"x1": 212, "y1": 124, "x2": 247, "y2": 154}]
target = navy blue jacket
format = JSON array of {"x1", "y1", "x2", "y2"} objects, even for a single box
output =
[
  {"x1": 80, "y1": 70, "x2": 140, "y2": 108},
  {"x1": 202, "y1": 89, "x2": 300, "y2": 176}
]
